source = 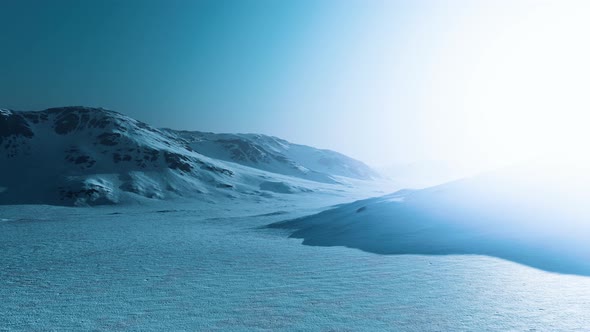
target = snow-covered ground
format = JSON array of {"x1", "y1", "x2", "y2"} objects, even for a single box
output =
[
  {"x1": 2, "y1": 196, "x2": 590, "y2": 331},
  {"x1": 3, "y1": 107, "x2": 590, "y2": 330}
]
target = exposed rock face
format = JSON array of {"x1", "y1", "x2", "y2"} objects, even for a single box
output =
[
  {"x1": 0, "y1": 107, "x2": 235, "y2": 205},
  {"x1": 0, "y1": 110, "x2": 34, "y2": 141},
  {"x1": 0, "y1": 110, "x2": 35, "y2": 158}
]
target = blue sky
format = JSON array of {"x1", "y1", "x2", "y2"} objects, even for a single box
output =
[{"x1": 1, "y1": 0, "x2": 588, "y2": 167}]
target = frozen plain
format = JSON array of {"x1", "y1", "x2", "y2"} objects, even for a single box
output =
[{"x1": 2, "y1": 193, "x2": 590, "y2": 332}]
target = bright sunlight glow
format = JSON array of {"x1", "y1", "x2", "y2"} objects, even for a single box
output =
[{"x1": 447, "y1": 1, "x2": 590, "y2": 167}]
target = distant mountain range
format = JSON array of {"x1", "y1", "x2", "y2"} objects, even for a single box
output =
[
  {"x1": 172, "y1": 130, "x2": 378, "y2": 183},
  {"x1": 0, "y1": 106, "x2": 379, "y2": 206}
]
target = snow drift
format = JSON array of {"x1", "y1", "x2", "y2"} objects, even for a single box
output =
[{"x1": 271, "y1": 161, "x2": 590, "y2": 275}]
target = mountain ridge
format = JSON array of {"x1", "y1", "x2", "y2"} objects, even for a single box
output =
[{"x1": 0, "y1": 106, "x2": 380, "y2": 206}]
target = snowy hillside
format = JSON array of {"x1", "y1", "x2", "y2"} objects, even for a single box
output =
[
  {"x1": 271, "y1": 161, "x2": 590, "y2": 275},
  {"x1": 0, "y1": 107, "x2": 381, "y2": 206},
  {"x1": 172, "y1": 130, "x2": 378, "y2": 183},
  {"x1": 378, "y1": 160, "x2": 480, "y2": 188}
]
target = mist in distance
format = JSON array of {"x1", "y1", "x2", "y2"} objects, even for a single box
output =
[{"x1": 2, "y1": 0, "x2": 589, "y2": 174}]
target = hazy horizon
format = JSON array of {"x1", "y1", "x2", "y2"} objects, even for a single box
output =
[{"x1": 2, "y1": 0, "x2": 589, "y2": 169}]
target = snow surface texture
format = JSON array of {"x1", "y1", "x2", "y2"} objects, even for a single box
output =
[
  {"x1": 0, "y1": 107, "x2": 383, "y2": 206},
  {"x1": 271, "y1": 161, "x2": 590, "y2": 276},
  {"x1": 2, "y1": 201, "x2": 590, "y2": 331}
]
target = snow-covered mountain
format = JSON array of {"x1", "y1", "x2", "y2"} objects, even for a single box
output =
[
  {"x1": 0, "y1": 107, "x2": 380, "y2": 206},
  {"x1": 271, "y1": 161, "x2": 590, "y2": 275},
  {"x1": 172, "y1": 130, "x2": 378, "y2": 184}
]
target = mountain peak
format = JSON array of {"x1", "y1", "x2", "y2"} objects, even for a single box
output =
[{"x1": 0, "y1": 106, "x2": 380, "y2": 206}]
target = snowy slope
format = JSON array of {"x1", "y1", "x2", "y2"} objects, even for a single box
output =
[
  {"x1": 271, "y1": 161, "x2": 590, "y2": 275},
  {"x1": 173, "y1": 130, "x2": 379, "y2": 183},
  {"x1": 378, "y1": 160, "x2": 480, "y2": 188},
  {"x1": 0, "y1": 107, "x2": 381, "y2": 206}
]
